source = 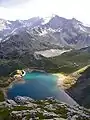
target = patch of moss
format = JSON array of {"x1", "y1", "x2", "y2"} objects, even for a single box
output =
[
  {"x1": 0, "y1": 108, "x2": 10, "y2": 120},
  {"x1": 36, "y1": 112, "x2": 46, "y2": 119},
  {"x1": 54, "y1": 107, "x2": 68, "y2": 118},
  {"x1": 12, "y1": 106, "x2": 32, "y2": 111},
  {"x1": 0, "y1": 90, "x2": 4, "y2": 102}
]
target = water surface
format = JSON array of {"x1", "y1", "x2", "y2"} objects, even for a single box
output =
[{"x1": 7, "y1": 71, "x2": 77, "y2": 105}]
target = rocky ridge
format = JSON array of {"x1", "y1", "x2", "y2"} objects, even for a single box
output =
[
  {"x1": 1, "y1": 15, "x2": 90, "y2": 58},
  {"x1": 0, "y1": 96, "x2": 90, "y2": 120}
]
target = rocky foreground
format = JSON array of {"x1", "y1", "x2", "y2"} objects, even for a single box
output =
[{"x1": 0, "y1": 96, "x2": 90, "y2": 120}]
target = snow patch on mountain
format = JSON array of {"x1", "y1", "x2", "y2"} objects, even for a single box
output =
[
  {"x1": 39, "y1": 29, "x2": 48, "y2": 36},
  {"x1": 0, "y1": 38, "x2": 2, "y2": 41},
  {"x1": 10, "y1": 28, "x2": 18, "y2": 35},
  {"x1": 42, "y1": 14, "x2": 56, "y2": 25},
  {"x1": 42, "y1": 17, "x2": 51, "y2": 25},
  {"x1": 34, "y1": 49, "x2": 71, "y2": 58},
  {"x1": 79, "y1": 25, "x2": 87, "y2": 32}
]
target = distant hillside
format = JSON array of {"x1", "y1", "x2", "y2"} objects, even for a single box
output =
[
  {"x1": 0, "y1": 46, "x2": 90, "y2": 76},
  {"x1": 46, "y1": 47, "x2": 90, "y2": 73}
]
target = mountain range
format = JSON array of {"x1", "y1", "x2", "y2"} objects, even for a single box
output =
[
  {"x1": 0, "y1": 15, "x2": 90, "y2": 110},
  {"x1": 0, "y1": 15, "x2": 90, "y2": 75},
  {"x1": 0, "y1": 15, "x2": 90, "y2": 54}
]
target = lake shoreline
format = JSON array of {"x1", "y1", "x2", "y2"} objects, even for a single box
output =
[
  {"x1": 1, "y1": 69, "x2": 67, "y2": 100},
  {"x1": 1, "y1": 69, "x2": 47, "y2": 99},
  {"x1": 0, "y1": 70, "x2": 26, "y2": 100}
]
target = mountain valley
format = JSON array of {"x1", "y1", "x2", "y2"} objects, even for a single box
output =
[{"x1": 0, "y1": 15, "x2": 90, "y2": 120}]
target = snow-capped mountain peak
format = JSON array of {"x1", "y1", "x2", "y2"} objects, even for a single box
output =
[
  {"x1": 42, "y1": 14, "x2": 57, "y2": 25},
  {"x1": 1, "y1": 15, "x2": 90, "y2": 49}
]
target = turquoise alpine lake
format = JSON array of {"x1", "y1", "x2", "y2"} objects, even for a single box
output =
[{"x1": 7, "y1": 71, "x2": 77, "y2": 105}]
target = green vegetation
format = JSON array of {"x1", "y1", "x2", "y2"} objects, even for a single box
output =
[
  {"x1": 0, "y1": 59, "x2": 25, "y2": 77},
  {"x1": 0, "y1": 48, "x2": 90, "y2": 78},
  {"x1": 0, "y1": 98, "x2": 89, "y2": 120},
  {"x1": 0, "y1": 48, "x2": 90, "y2": 110},
  {"x1": 0, "y1": 48, "x2": 90, "y2": 90},
  {"x1": 46, "y1": 49, "x2": 90, "y2": 73},
  {"x1": 54, "y1": 107, "x2": 67, "y2": 118},
  {"x1": 13, "y1": 106, "x2": 32, "y2": 111},
  {"x1": 0, "y1": 76, "x2": 9, "y2": 87},
  {"x1": 0, "y1": 108, "x2": 10, "y2": 120},
  {"x1": 0, "y1": 90, "x2": 4, "y2": 102},
  {"x1": 0, "y1": 59, "x2": 26, "y2": 87}
]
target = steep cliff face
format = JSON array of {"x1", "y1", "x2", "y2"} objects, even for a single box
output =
[{"x1": 67, "y1": 67, "x2": 90, "y2": 108}]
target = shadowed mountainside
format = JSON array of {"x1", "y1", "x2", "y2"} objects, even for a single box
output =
[{"x1": 66, "y1": 67, "x2": 90, "y2": 108}]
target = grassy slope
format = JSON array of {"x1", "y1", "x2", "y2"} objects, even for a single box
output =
[
  {"x1": 0, "y1": 48, "x2": 90, "y2": 105},
  {"x1": 0, "y1": 48, "x2": 90, "y2": 85},
  {"x1": 46, "y1": 49, "x2": 90, "y2": 73}
]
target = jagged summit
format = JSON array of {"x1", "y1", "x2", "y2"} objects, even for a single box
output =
[{"x1": 0, "y1": 15, "x2": 90, "y2": 59}]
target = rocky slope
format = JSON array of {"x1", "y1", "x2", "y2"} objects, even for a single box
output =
[
  {"x1": 0, "y1": 96, "x2": 90, "y2": 120},
  {"x1": 54, "y1": 65, "x2": 90, "y2": 109},
  {"x1": 66, "y1": 66, "x2": 90, "y2": 108},
  {"x1": 1, "y1": 15, "x2": 90, "y2": 57},
  {"x1": 0, "y1": 17, "x2": 44, "y2": 38}
]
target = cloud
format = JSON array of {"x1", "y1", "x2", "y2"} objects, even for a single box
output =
[
  {"x1": 0, "y1": 0, "x2": 90, "y2": 24},
  {"x1": 0, "y1": 0, "x2": 31, "y2": 7}
]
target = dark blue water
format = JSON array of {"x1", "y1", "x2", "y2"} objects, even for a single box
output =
[{"x1": 7, "y1": 71, "x2": 77, "y2": 105}]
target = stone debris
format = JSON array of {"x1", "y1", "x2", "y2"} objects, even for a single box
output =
[{"x1": 0, "y1": 96, "x2": 90, "y2": 120}]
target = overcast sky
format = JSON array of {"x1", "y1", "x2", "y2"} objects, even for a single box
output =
[{"x1": 0, "y1": 0, "x2": 90, "y2": 24}]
